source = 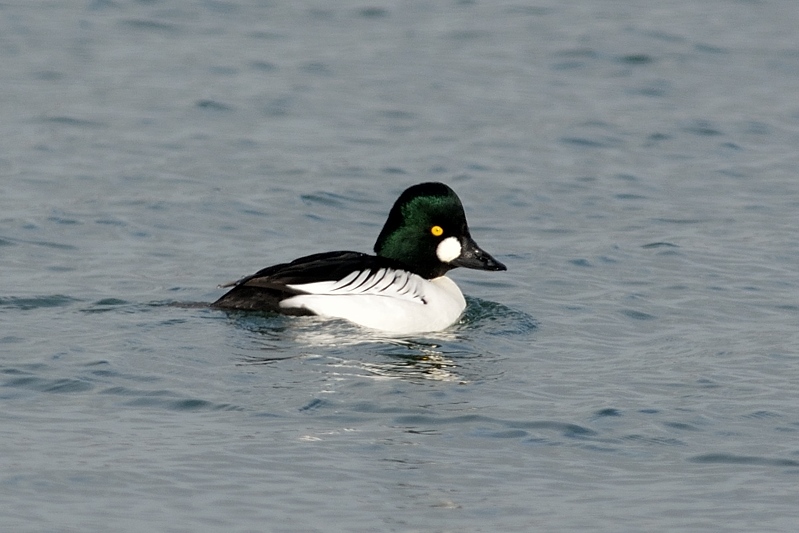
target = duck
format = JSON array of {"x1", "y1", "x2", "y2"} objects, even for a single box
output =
[{"x1": 212, "y1": 182, "x2": 506, "y2": 334}]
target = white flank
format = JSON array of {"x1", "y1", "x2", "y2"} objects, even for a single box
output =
[
  {"x1": 279, "y1": 270, "x2": 467, "y2": 334},
  {"x1": 436, "y1": 236, "x2": 461, "y2": 263}
]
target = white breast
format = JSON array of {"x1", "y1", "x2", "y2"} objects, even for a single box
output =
[{"x1": 279, "y1": 269, "x2": 467, "y2": 334}]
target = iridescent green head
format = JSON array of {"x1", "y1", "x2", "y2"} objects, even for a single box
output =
[{"x1": 374, "y1": 182, "x2": 506, "y2": 279}]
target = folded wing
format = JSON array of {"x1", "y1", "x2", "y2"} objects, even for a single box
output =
[{"x1": 212, "y1": 251, "x2": 426, "y2": 312}]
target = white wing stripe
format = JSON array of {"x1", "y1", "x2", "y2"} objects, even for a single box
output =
[
  {"x1": 362, "y1": 269, "x2": 391, "y2": 292},
  {"x1": 372, "y1": 271, "x2": 398, "y2": 293},
  {"x1": 350, "y1": 272, "x2": 374, "y2": 291},
  {"x1": 335, "y1": 270, "x2": 370, "y2": 291},
  {"x1": 394, "y1": 273, "x2": 411, "y2": 294},
  {"x1": 285, "y1": 268, "x2": 426, "y2": 304},
  {"x1": 333, "y1": 270, "x2": 361, "y2": 289}
]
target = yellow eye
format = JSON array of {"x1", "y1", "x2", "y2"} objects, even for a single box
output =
[{"x1": 430, "y1": 225, "x2": 444, "y2": 237}]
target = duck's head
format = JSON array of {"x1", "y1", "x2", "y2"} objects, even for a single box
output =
[{"x1": 374, "y1": 182, "x2": 507, "y2": 279}]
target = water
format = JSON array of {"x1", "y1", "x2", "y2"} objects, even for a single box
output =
[{"x1": 3, "y1": 1, "x2": 799, "y2": 531}]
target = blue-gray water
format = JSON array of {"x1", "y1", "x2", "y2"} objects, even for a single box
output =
[{"x1": 3, "y1": 1, "x2": 799, "y2": 531}]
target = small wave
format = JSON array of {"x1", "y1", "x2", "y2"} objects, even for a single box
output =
[
  {"x1": 40, "y1": 115, "x2": 106, "y2": 128},
  {"x1": 196, "y1": 99, "x2": 232, "y2": 111},
  {"x1": 3, "y1": 375, "x2": 93, "y2": 394},
  {"x1": 391, "y1": 414, "x2": 598, "y2": 441},
  {"x1": 642, "y1": 241, "x2": 678, "y2": 249},
  {"x1": 124, "y1": 397, "x2": 241, "y2": 411},
  {"x1": 2, "y1": 237, "x2": 76, "y2": 250},
  {"x1": 300, "y1": 191, "x2": 359, "y2": 207},
  {"x1": 593, "y1": 408, "x2": 623, "y2": 418},
  {"x1": 99, "y1": 385, "x2": 243, "y2": 412},
  {"x1": 120, "y1": 19, "x2": 180, "y2": 33},
  {"x1": 80, "y1": 298, "x2": 133, "y2": 314},
  {"x1": 620, "y1": 309, "x2": 657, "y2": 321},
  {"x1": 689, "y1": 453, "x2": 799, "y2": 468},
  {"x1": 0, "y1": 295, "x2": 80, "y2": 311}
]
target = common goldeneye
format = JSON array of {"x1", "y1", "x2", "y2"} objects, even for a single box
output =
[{"x1": 212, "y1": 182, "x2": 506, "y2": 334}]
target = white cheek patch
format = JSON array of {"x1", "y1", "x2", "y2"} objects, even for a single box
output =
[{"x1": 436, "y1": 236, "x2": 462, "y2": 263}]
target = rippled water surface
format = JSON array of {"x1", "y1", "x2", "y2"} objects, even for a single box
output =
[{"x1": 3, "y1": 1, "x2": 799, "y2": 531}]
